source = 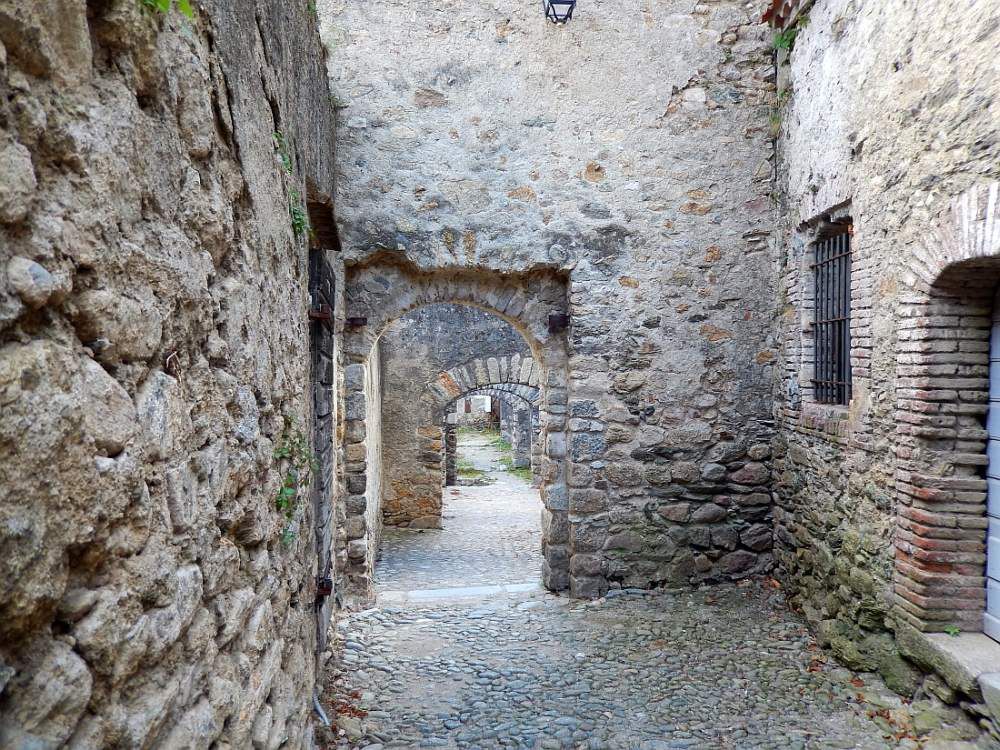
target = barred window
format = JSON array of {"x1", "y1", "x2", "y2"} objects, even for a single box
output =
[{"x1": 813, "y1": 225, "x2": 853, "y2": 405}]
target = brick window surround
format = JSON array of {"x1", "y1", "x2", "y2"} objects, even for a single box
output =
[
  {"x1": 893, "y1": 182, "x2": 1000, "y2": 633},
  {"x1": 781, "y1": 203, "x2": 874, "y2": 448}
]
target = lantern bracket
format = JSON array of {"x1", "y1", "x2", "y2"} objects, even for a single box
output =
[{"x1": 543, "y1": 0, "x2": 576, "y2": 24}]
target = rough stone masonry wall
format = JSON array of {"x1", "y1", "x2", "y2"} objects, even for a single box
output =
[
  {"x1": 379, "y1": 304, "x2": 529, "y2": 526},
  {"x1": 322, "y1": 0, "x2": 778, "y2": 592},
  {"x1": 0, "y1": 1, "x2": 338, "y2": 746},
  {"x1": 340, "y1": 344, "x2": 384, "y2": 600},
  {"x1": 773, "y1": 0, "x2": 1000, "y2": 699},
  {"x1": 499, "y1": 397, "x2": 535, "y2": 470}
]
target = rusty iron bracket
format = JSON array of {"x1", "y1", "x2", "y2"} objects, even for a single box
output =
[
  {"x1": 548, "y1": 312, "x2": 570, "y2": 333},
  {"x1": 309, "y1": 304, "x2": 333, "y2": 321},
  {"x1": 316, "y1": 576, "x2": 333, "y2": 598}
]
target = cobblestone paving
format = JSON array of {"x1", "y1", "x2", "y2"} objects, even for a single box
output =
[
  {"x1": 375, "y1": 432, "x2": 542, "y2": 592},
  {"x1": 322, "y1": 431, "x2": 927, "y2": 750}
]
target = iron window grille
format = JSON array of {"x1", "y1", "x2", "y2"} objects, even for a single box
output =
[{"x1": 812, "y1": 224, "x2": 853, "y2": 405}]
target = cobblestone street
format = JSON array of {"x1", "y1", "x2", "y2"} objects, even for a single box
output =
[
  {"x1": 321, "y1": 432, "x2": 966, "y2": 750},
  {"x1": 374, "y1": 431, "x2": 542, "y2": 594}
]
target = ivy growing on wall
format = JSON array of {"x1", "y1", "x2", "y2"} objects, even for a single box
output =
[
  {"x1": 773, "y1": 13, "x2": 809, "y2": 53},
  {"x1": 289, "y1": 189, "x2": 309, "y2": 239},
  {"x1": 273, "y1": 418, "x2": 317, "y2": 545},
  {"x1": 273, "y1": 131, "x2": 311, "y2": 240},
  {"x1": 772, "y1": 27, "x2": 797, "y2": 51},
  {"x1": 140, "y1": 0, "x2": 194, "y2": 18},
  {"x1": 274, "y1": 131, "x2": 293, "y2": 174}
]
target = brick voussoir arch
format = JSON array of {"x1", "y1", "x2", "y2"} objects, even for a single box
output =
[
  {"x1": 424, "y1": 354, "x2": 540, "y2": 419},
  {"x1": 338, "y1": 256, "x2": 587, "y2": 604},
  {"x1": 343, "y1": 256, "x2": 566, "y2": 371},
  {"x1": 892, "y1": 181, "x2": 1000, "y2": 633}
]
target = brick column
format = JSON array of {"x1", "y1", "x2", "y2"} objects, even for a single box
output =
[{"x1": 893, "y1": 288, "x2": 991, "y2": 631}]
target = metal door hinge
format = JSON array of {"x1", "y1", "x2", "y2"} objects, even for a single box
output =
[{"x1": 309, "y1": 304, "x2": 333, "y2": 321}]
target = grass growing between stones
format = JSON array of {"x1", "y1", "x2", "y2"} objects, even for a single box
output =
[
  {"x1": 457, "y1": 425, "x2": 498, "y2": 439},
  {"x1": 455, "y1": 458, "x2": 495, "y2": 485},
  {"x1": 504, "y1": 462, "x2": 532, "y2": 483},
  {"x1": 456, "y1": 457, "x2": 487, "y2": 480},
  {"x1": 496, "y1": 437, "x2": 533, "y2": 483},
  {"x1": 485, "y1": 430, "x2": 505, "y2": 449}
]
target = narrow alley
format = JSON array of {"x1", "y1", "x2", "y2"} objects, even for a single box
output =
[
  {"x1": 375, "y1": 429, "x2": 542, "y2": 595},
  {"x1": 6, "y1": 1, "x2": 1000, "y2": 747},
  {"x1": 320, "y1": 431, "x2": 947, "y2": 750}
]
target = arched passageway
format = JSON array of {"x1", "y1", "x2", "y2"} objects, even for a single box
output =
[
  {"x1": 374, "y1": 418, "x2": 544, "y2": 599},
  {"x1": 892, "y1": 182, "x2": 1000, "y2": 635},
  {"x1": 336, "y1": 258, "x2": 575, "y2": 604},
  {"x1": 380, "y1": 353, "x2": 542, "y2": 527},
  {"x1": 425, "y1": 352, "x2": 542, "y2": 490},
  {"x1": 442, "y1": 385, "x2": 541, "y2": 487}
]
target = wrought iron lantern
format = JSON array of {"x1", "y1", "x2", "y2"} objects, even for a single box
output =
[{"x1": 543, "y1": 0, "x2": 576, "y2": 23}]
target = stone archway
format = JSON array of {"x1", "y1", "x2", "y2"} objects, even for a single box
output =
[
  {"x1": 442, "y1": 384, "x2": 542, "y2": 487},
  {"x1": 337, "y1": 256, "x2": 573, "y2": 603},
  {"x1": 426, "y1": 353, "x2": 541, "y2": 490},
  {"x1": 893, "y1": 182, "x2": 1000, "y2": 633},
  {"x1": 427, "y1": 352, "x2": 541, "y2": 402},
  {"x1": 379, "y1": 370, "x2": 541, "y2": 528},
  {"x1": 456, "y1": 383, "x2": 540, "y2": 408}
]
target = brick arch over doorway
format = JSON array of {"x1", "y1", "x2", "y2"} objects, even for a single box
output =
[
  {"x1": 337, "y1": 257, "x2": 579, "y2": 603},
  {"x1": 893, "y1": 182, "x2": 1000, "y2": 633}
]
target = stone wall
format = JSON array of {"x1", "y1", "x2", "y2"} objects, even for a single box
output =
[
  {"x1": 363, "y1": 346, "x2": 384, "y2": 573},
  {"x1": 324, "y1": 0, "x2": 778, "y2": 597},
  {"x1": 499, "y1": 397, "x2": 533, "y2": 469},
  {"x1": 379, "y1": 304, "x2": 529, "y2": 527},
  {"x1": 0, "y1": 1, "x2": 338, "y2": 746},
  {"x1": 339, "y1": 344, "x2": 385, "y2": 600},
  {"x1": 773, "y1": 0, "x2": 1000, "y2": 707}
]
